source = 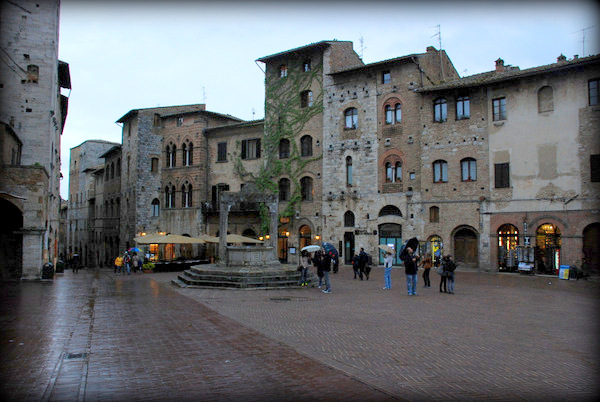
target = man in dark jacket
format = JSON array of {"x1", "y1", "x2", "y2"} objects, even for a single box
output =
[
  {"x1": 358, "y1": 248, "x2": 368, "y2": 280},
  {"x1": 321, "y1": 250, "x2": 332, "y2": 293},
  {"x1": 403, "y1": 247, "x2": 419, "y2": 296}
]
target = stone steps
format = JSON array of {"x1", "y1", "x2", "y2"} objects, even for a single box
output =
[{"x1": 172, "y1": 264, "x2": 315, "y2": 289}]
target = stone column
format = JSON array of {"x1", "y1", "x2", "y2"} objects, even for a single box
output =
[
  {"x1": 269, "y1": 202, "x2": 278, "y2": 261},
  {"x1": 218, "y1": 202, "x2": 230, "y2": 266}
]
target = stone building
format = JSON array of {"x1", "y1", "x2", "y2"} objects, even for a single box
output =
[
  {"x1": 0, "y1": 0, "x2": 70, "y2": 279},
  {"x1": 66, "y1": 140, "x2": 120, "y2": 267},
  {"x1": 419, "y1": 54, "x2": 600, "y2": 273}
]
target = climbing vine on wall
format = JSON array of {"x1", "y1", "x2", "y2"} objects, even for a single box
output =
[{"x1": 234, "y1": 58, "x2": 324, "y2": 234}]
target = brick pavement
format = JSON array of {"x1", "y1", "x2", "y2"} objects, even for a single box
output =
[
  {"x1": 0, "y1": 269, "x2": 395, "y2": 402},
  {"x1": 160, "y1": 265, "x2": 600, "y2": 401},
  {"x1": 1, "y1": 265, "x2": 598, "y2": 401}
]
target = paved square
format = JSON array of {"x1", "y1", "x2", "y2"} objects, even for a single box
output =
[{"x1": 1, "y1": 265, "x2": 598, "y2": 401}]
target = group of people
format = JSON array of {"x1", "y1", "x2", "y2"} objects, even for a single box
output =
[
  {"x1": 383, "y1": 246, "x2": 457, "y2": 295},
  {"x1": 113, "y1": 252, "x2": 143, "y2": 275},
  {"x1": 299, "y1": 244, "x2": 457, "y2": 296}
]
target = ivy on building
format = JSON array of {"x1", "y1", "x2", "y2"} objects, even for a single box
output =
[{"x1": 234, "y1": 59, "x2": 324, "y2": 235}]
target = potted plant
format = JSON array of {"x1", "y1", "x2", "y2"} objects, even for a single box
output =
[{"x1": 142, "y1": 262, "x2": 155, "y2": 273}]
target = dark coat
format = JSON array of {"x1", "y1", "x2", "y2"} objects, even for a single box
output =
[
  {"x1": 403, "y1": 252, "x2": 418, "y2": 275},
  {"x1": 321, "y1": 253, "x2": 331, "y2": 272}
]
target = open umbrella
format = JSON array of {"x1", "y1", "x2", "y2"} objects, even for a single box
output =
[
  {"x1": 399, "y1": 237, "x2": 419, "y2": 259},
  {"x1": 321, "y1": 242, "x2": 338, "y2": 257},
  {"x1": 128, "y1": 247, "x2": 141, "y2": 253},
  {"x1": 378, "y1": 244, "x2": 395, "y2": 254},
  {"x1": 301, "y1": 245, "x2": 320, "y2": 253}
]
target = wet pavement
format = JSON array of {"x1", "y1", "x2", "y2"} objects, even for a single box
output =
[{"x1": 1, "y1": 266, "x2": 599, "y2": 401}]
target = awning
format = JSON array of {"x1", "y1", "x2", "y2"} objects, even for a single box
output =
[{"x1": 134, "y1": 234, "x2": 206, "y2": 244}]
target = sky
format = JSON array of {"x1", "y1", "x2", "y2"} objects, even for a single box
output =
[{"x1": 58, "y1": 0, "x2": 599, "y2": 199}]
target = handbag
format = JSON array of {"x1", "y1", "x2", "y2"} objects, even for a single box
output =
[{"x1": 436, "y1": 267, "x2": 444, "y2": 276}]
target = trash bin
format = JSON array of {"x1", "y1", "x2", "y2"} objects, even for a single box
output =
[
  {"x1": 55, "y1": 259, "x2": 65, "y2": 273},
  {"x1": 558, "y1": 265, "x2": 570, "y2": 280},
  {"x1": 42, "y1": 262, "x2": 54, "y2": 279}
]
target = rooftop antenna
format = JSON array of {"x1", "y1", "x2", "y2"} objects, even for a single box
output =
[
  {"x1": 430, "y1": 24, "x2": 444, "y2": 80},
  {"x1": 358, "y1": 35, "x2": 367, "y2": 60},
  {"x1": 202, "y1": 86, "x2": 207, "y2": 104},
  {"x1": 252, "y1": 108, "x2": 256, "y2": 119},
  {"x1": 570, "y1": 25, "x2": 596, "y2": 57}
]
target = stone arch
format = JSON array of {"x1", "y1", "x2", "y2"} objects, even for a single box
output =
[
  {"x1": 451, "y1": 225, "x2": 479, "y2": 266},
  {"x1": 0, "y1": 198, "x2": 23, "y2": 280}
]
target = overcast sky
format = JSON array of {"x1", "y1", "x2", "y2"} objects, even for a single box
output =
[{"x1": 58, "y1": 0, "x2": 599, "y2": 199}]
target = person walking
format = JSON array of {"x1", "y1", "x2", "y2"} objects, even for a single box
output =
[
  {"x1": 123, "y1": 252, "x2": 131, "y2": 275},
  {"x1": 351, "y1": 252, "x2": 360, "y2": 279},
  {"x1": 439, "y1": 259, "x2": 448, "y2": 293},
  {"x1": 421, "y1": 256, "x2": 432, "y2": 288},
  {"x1": 382, "y1": 251, "x2": 394, "y2": 290},
  {"x1": 320, "y1": 250, "x2": 332, "y2": 293},
  {"x1": 132, "y1": 254, "x2": 141, "y2": 274},
  {"x1": 313, "y1": 250, "x2": 324, "y2": 288},
  {"x1": 402, "y1": 247, "x2": 419, "y2": 296},
  {"x1": 114, "y1": 254, "x2": 123, "y2": 274},
  {"x1": 443, "y1": 255, "x2": 457, "y2": 294},
  {"x1": 299, "y1": 250, "x2": 311, "y2": 286},
  {"x1": 358, "y1": 248, "x2": 368, "y2": 280}
]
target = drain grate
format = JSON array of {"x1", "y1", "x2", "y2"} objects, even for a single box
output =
[
  {"x1": 64, "y1": 352, "x2": 87, "y2": 360},
  {"x1": 270, "y1": 297, "x2": 292, "y2": 302}
]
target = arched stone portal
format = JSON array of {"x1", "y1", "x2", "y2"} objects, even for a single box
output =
[
  {"x1": 453, "y1": 226, "x2": 478, "y2": 267},
  {"x1": 0, "y1": 198, "x2": 23, "y2": 280}
]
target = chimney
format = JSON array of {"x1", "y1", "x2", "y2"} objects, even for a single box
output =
[
  {"x1": 557, "y1": 54, "x2": 567, "y2": 63},
  {"x1": 495, "y1": 58, "x2": 505, "y2": 72},
  {"x1": 426, "y1": 46, "x2": 437, "y2": 53},
  {"x1": 573, "y1": 55, "x2": 579, "y2": 60}
]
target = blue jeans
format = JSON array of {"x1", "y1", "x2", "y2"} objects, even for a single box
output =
[
  {"x1": 323, "y1": 271, "x2": 331, "y2": 291},
  {"x1": 125, "y1": 263, "x2": 131, "y2": 275},
  {"x1": 447, "y1": 272, "x2": 455, "y2": 293},
  {"x1": 384, "y1": 267, "x2": 392, "y2": 289},
  {"x1": 406, "y1": 274, "x2": 417, "y2": 295},
  {"x1": 300, "y1": 268, "x2": 309, "y2": 283}
]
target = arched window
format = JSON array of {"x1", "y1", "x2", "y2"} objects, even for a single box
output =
[
  {"x1": 344, "y1": 108, "x2": 358, "y2": 129},
  {"x1": 300, "y1": 177, "x2": 313, "y2": 201},
  {"x1": 182, "y1": 143, "x2": 187, "y2": 166},
  {"x1": 151, "y1": 199, "x2": 160, "y2": 217},
  {"x1": 395, "y1": 162, "x2": 402, "y2": 182},
  {"x1": 301, "y1": 135, "x2": 312, "y2": 156},
  {"x1": 538, "y1": 86, "x2": 554, "y2": 113},
  {"x1": 116, "y1": 159, "x2": 121, "y2": 176},
  {"x1": 187, "y1": 143, "x2": 193, "y2": 166},
  {"x1": 165, "y1": 145, "x2": 171, "y2": 167},
  {"x1": 181, "y1": 183, "x2": 192, "y2": 208},
  {"x1": 433, "y1": 160, "x2": 448, "y2": 183},
  {"x1": 395, "y1": 103, "x2": 402, "y2": 123},
  {"x1": 386, "y1": 162, "x2": 393, "y2": 182},
  {"x1": 164, "y1": 186, "x2": 171, "y2": 208},
  {"x1": 434, "y1": 98, "x2": 447, "y2": 122},
  {"x1": 461, "y1": 158, "x2": 477, "y2": 181},
  {"x1": 384, "y1": 102, "x2": 402, "y2": 124},
  {"x1": 170, "y1": 185, "x2": 176, "y2": 208},
  {"x1": 385, "y1": 105, "x2": 393, "y2": 124},
  {"x1": 429, "y1": 206, "x2": 439, "y2": 223},
  {"x1": 300, "y1": 90, "x2": 313, "y2": 108},
  {"x1": 346, "y1": 156, "x2": 353, "y2": 186},
  {"x1": 379, "y1": 205, "x2": 402, "y2": 217},
  {"x1": 384, "y1": 159, "x2": 402, "y2": 183},
  {"x1": 279, "y1": 139, "x2": 290, "y2": 159},
  {"x1": 278, "y1": 178, "x2": 290, "y2": 201},
  {"x1": 344, "y1": 211, "x2": 355, "y2": 227}
]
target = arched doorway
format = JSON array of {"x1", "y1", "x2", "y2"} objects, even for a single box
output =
[
  {"x1": 497, "y1": 224, "x2": 519, "y2": 271},
  {"x1": 583, "y1": 223, "x2": 600, "y2": 275},
  {"x1": 298, "y1": 225, "x2": 312, "y2": 251},
  {"x1": 0, "y1": 199, "x2": 23, "y2": 280},
  {"x1": 454, "y1": 227, "x2": 478, "y2": 266},
  {"x1": 378, "y1": 223, "x2": 402, "y2": 265},
  {"x1": 277, "y1": 228, "x2": 289, "y2": 264},
  {"x1": 535, "y1": 223, "x2": 561, "y2": 274},
  {"x1": 428, "y1": 235, "x2": 443, "y2": 267},
  {"x1": 344, "y1": 232, "x2": 355, "y2": 264}
]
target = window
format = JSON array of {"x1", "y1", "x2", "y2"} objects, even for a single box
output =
[
  {"x1": 279, "y1": 64, "x2": 288, "y2": 78},
  {"x1": 538, "y1": 86, "x2": 554, "y2": 113},
  {"x1": 433, "y1": 160, "x2": 448, "y2": 183},
  {"x1": 164, "y1": 187, "x2": 171, "y2": 208},
  {"x1": 395, "y1": 103, "x2": 402, "y2": 123},
  {"x1": 182, "y1": 143, "x2": 187, "y2": 166},
  {"x1": 110, "y1": 162, "x2": 115, "y2": 179},
  {"x1": 241, "y1": 138, "x2": 261, "y2": 159},
  {"x1": 492, "y1": 97, "x2": 507, "y2": 121},
  {"x1": 382, "y1": 70, "x2": 391, "y2": 84},
  {"x1": 591, "y1": 154, "x2": 600, "y2": 182},
  {"x1": 461, "y1": 158, "x2": 477, "y2": 181},
  {"x1": 279, "y1": 139, "x2": 290, "y2": 159},
  {"x1": 278, "y1": 178, "x2": 290, "y2": 201},
  {"x1": 300, "y1": 177, "x2": 313, "y2": 201},
  {"x1": 212, "y1": 183, "x2": 230, "y2": 207},
  {"x1": 166, "y1": 144, "x2": 176, "y2": 167},
  {"x1": 177, "y1": 117, "x2": 184, "y2": 127},
  {"x1": 434, "y1": 98, "x2": 447, "y2": 122},
  {"x1": 151, "y1": 157, "x2": 159, "y2": 172},
  {"x1": 217, "y1": 142, "x2": 227, "y2": 162},
  {"x1": 300, "y1": 135, "x2": 312, "y2": 156},
  {"x1": 344, "y1": 211, "x2": 355, "y2": 227},
  {"x1": 151, "y1": 199, "x2": 160, "y2": 217},
  {"x1": 589, "y1": 79, "x2": 599, "y2": 106},
  {"x1": 430, "y1": 206, "x2": 440, "y2": 223},
  {"x1": 166, "y1": 146, "x2": 171, "y2": 167},
  {"x1": 303, "y1": 59, "x2": 311, "y2": 72},
  {"x1": 456, "y1": 96, "x2": 470, "y2": 120},
  {"x1": 344, "y1": 108, "x2": 358, "y2": 129},
  {"x1": 170, "y1": 185, "x2": 176, "y2": 207},
  {"x1": 346, "y1": 156, "x2": 353, "y2": 187},
  {"x1": 184, "y1": 142, "x2": 193, "y2": 166},
  {"x1": 182, "y1": 184, "x2": 192, "y2": 208},
  {"x1": 300, "y1": 90, "x2": 313, "y2": 107},
  {"x1": 117, "y1": 159, "x2": 121, "y2": 176},
  {"x1": 26, "y1": 64, "x2": 39, "y2": 83},
  {"x1": 379, "y1": 205, "x2": 402, "y2": 217},
  {"x1": 385, "y1": 105, "x2": 393, "y2": 124},
  {"x1": 385, "y1": 161, "x2": 402, "y2": 183},
  {"x1": 494, "y1": 163, "x2": 510, "y2": 188}
]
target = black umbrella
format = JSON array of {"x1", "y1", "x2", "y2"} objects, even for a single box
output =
[{"x1": 399, "y1": 237, "x2": 419, "y2": 259}]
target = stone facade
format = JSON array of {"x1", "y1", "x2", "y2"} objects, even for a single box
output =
[{"x1": 0, "y1": 0, "x2": 70, "y2": 279}]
